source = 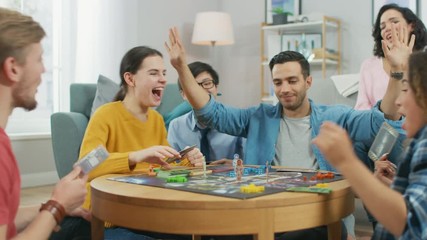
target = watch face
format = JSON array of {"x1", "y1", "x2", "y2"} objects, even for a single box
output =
[{"x1": 391, "y1": 72, "x2": 404, "y2": 80}]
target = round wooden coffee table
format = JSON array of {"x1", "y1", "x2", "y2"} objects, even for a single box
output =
[{"x1": 91, "y1": 174, "x2": 354, "y2": 240}]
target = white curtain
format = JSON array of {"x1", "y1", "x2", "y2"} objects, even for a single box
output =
[
  {"x1": 74, "y1": 0, "x2": 139, "y2": 84},
  {"x1": 56, "y1": 0, "x2": 139, "y2": 112}
]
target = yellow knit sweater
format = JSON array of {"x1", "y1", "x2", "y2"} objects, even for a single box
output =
[{"x1": 79, "y1": 101, "x2": 187, "y2": 213}]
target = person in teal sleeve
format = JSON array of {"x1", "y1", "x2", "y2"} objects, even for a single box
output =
[
  {"x1": 167, "y1": 61, "x2": 245, "y2": 163},
  {"x1": 163, "y1": 101, "x2": 191, "y2": 130},
  {"x1": 166, "y1": 26, "x2": 409, "y2": 240}
]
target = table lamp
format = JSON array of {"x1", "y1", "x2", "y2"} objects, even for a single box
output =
[{"x1": 192, "y1": 11, "x2": 234, "y2": 47}]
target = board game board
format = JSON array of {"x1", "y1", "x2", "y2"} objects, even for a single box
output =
[{"x1": 108, "y1": 166, "x2": 342, "y2": 200}]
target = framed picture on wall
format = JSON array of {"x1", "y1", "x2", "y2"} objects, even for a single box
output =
[
  {"x1": 372, "y1": 0, "x2": 419, "y2": 24},
  {"x1": 265, "y1": 0, "x2": 301, "y2": 24}
]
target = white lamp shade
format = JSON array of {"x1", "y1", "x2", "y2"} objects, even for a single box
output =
[{"x1": 192, "y1": 11, "x2": 234, "y2": 46}]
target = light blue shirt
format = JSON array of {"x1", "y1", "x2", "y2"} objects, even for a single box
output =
[
  {"x1": 195, "y1": 97, "x2": 405, "y2": 171},
  {"x1": 167, "y1": 111, "x2": 245, "y2": 162}
]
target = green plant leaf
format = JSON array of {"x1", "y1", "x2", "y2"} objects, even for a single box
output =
[
  {"x1": 271, "y1": 7, "x2": 293, "y2": 16},
  {"x1": 271, "y1": 7, "x2": 284, "y2": 14}
]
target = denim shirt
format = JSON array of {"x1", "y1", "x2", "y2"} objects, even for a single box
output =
[{"x1": 195, "y1": 97, "x2": 404, "y2": 171}]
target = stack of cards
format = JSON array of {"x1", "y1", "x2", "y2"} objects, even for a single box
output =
[
  {"x1": 165, "y1": 145, "x2": 196, "y2": 164},
  {"x1": 74, "y1": 145, "x2": 109, "y2": 174}
]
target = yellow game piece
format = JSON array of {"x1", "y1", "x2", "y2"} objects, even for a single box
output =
[
  {"x1": 315, "y1": 183, "x2": 329, "y2": 188},
  {"x1": 240, "y1": 184, "x2": 265, "y2": 193}
]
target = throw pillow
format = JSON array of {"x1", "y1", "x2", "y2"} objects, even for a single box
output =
[{"x1": 91, "y1": 74, "x2": 120, "y2": 116}]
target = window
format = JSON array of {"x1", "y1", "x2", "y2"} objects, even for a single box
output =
[
  {"x1": 2, "y1": 1, "x2": 142, "y2": 135},
  {"x1": 2, "y1": 0, "x2": 57, "y2": 134}
]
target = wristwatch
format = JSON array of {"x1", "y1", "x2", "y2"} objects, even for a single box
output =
[{"x1": 390, "y1": 71, "x2": 404, "y2": 80}]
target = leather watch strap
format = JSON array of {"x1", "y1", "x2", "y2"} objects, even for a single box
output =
[{"x1": 39, "y1": 200, "x2": 66, "y2": 226}]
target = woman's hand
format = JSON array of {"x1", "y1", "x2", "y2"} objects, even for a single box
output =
[
  {"x1": 382, "y1": 26, "x2": 415, "y2": 71},
  {"x1": 129, "y1": 146, "x2": 177, "y2": 169},
  {"x1": 374, "y1": 154, "x2": 396, "y2": 186}
]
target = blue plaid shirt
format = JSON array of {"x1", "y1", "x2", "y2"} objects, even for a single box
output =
[{"x1": 373, "y1": 125, "x2": 427, "y2": 240}]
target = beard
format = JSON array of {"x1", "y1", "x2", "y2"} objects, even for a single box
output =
[
  {"x1": 13, "y1": 95, "x2": 37, "y2": 111},
  {"x1": 12, "y1": 85, "x2": 38, "y2": 111},
  {"x1": 279, "y1": 91, "x2": 306, "y2": 111}
]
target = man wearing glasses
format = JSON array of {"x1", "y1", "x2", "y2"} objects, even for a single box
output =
[{"x1": 167, "y1": 61, "x2": 245, "y2": 163}]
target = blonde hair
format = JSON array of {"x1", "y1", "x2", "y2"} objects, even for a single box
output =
[{"x1": 0, "y1": 7, "x2": 45, "y2": 66}]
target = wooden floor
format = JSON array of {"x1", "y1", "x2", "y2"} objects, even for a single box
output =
[
  {"x1": 20, "y1": 184, "x2": 55, "y2": 206},
  {"x1": 20, "y1": 185, "x2": 373, "y2": 239},
  {"x1": 353, "y1": 199, "x2": 374, "y2": 239}
]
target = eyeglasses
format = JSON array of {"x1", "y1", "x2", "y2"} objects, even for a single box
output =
[{"x1": 197, "y1": 79, "x2": 215, "y2": 89}]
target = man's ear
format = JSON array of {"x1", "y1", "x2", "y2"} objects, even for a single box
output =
[
  {"x1": 305, "y1": 75, "x2": 313, "y2": 88},
  {"x1": 123, "y1": 72, "x2": 135, "y2": 87},
  {"x1": 2, "y1": 57, "x2": 21, "y2": 85}
]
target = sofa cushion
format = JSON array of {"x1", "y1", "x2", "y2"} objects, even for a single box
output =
[
  {"x1": 91, "y1": 74, "x2": 120, "y2": 116},
  {"x1": 70, "y1": 83, "x2": 97, "y2": 118}
]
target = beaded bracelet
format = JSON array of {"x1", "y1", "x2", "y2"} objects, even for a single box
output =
[{"x1": 39, "y1": 200, "x2": 66, "y2": 227}]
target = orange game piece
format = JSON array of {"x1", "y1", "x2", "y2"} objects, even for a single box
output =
[
  {"x1": 326, "y1": 172, "x2": 335, "y2": 178},
  {"x1": 148, "y1": 165, "x2": 157, "y2": 176}
]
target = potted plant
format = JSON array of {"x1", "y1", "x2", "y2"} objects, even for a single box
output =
[{"x1": 271, "y1": 7, "x2": 293, "y2": 25}]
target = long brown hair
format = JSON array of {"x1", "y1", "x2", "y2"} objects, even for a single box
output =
[{"x1": 114, "y1": 46, "x2": 163, "y2": 101}]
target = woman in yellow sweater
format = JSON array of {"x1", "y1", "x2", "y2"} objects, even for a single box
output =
[{"x1": 51, "y1": 46, "x2": 203, "y2": 240}]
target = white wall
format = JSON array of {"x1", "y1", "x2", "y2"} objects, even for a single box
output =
[
  {"x1": 134, "y1": 0, "x2": 264, "y2": 107},
  {"x1": 15, "y1": 0, "x2": 378, "y2": 186},
  {"x1": 11, "y1": 135, "x2": 58, "y2": 188}
]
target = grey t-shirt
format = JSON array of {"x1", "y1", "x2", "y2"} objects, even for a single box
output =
[{"x1": 273, "y1": 115, "x2": 318, "y2": 169}]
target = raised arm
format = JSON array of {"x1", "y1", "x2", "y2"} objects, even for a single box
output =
[
  {"x1": 380, "y1": 26, "x2": 415, "y2": 120},
  {"x1": 313, "y1": 122, "x2": 407, "y2": 236},
  {"x1": 165, "y1": 27, "x2": 209, "y2": 110}
]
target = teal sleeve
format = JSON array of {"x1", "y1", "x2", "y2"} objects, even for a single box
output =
[{"x1": 163, "y1": 102, "x2": 192, "y2": 130}]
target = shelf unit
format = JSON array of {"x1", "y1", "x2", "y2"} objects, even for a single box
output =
[{"x1": 260, "y1": 16, "x2": 341, "y2": 99}]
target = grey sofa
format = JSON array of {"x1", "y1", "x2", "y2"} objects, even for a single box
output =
[{"x1": 50, "y1": 83, "x2": 184, "y2": 178}]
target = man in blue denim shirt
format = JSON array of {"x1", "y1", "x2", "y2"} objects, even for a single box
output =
[
  {"x1": 167, "y1": 47, "x2": 403, "y2": 172},
  {"x1": 166, "y1": 27, "x2": 405, "y2": 240}
]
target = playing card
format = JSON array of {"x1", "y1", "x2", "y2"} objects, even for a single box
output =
[{"x1": 75, "y1": 145, "x2": 109, "y2": 174}]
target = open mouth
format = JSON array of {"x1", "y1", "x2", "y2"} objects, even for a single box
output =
[{"x1": 152, "y1": 87, "x2": 163, "y2": 99}]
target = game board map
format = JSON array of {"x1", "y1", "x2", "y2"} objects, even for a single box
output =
[{"x1": 108, "y1": 166, "x2": 342, "y2": 200}]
